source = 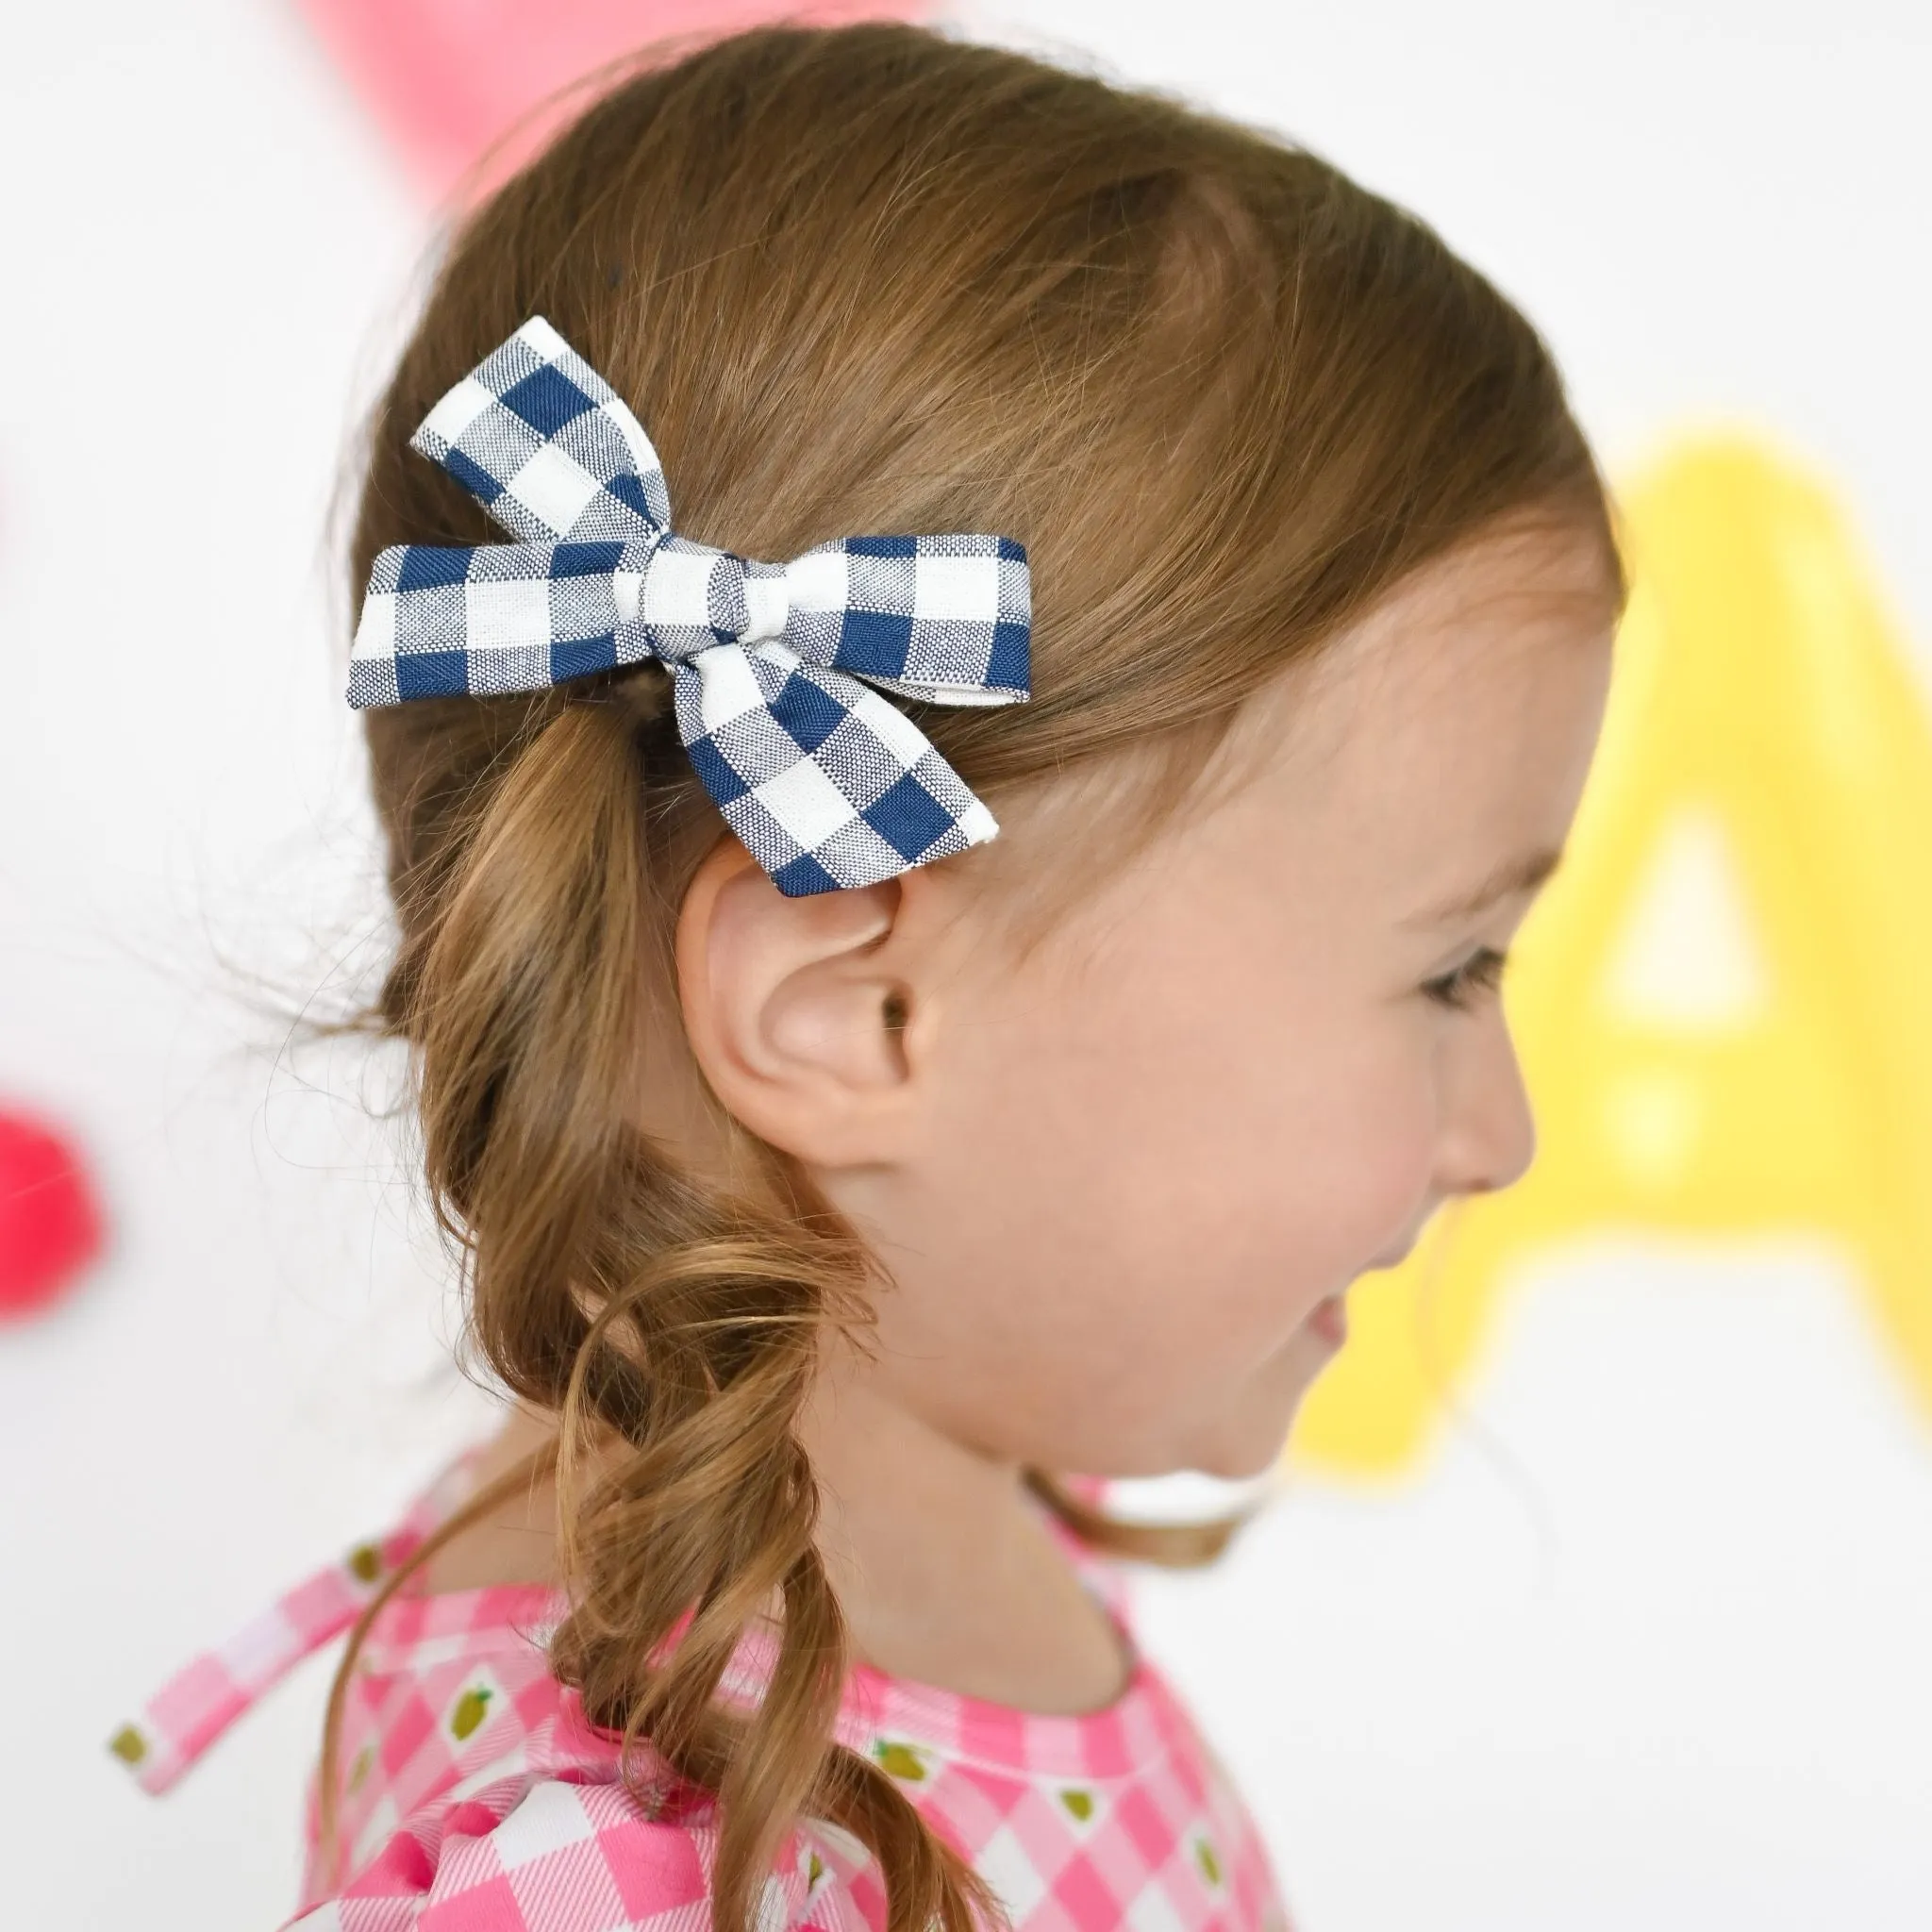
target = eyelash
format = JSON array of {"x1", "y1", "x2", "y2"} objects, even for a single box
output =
[{"x1": 1424, "y1": 946, "x2": 1510, "y2": 1011}]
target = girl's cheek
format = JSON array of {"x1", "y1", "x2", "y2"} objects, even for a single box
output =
[{"x1": 1266, "y1": 1058, "x2": 1437, "y2": 1275}]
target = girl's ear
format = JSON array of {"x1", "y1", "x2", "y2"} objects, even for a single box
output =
[{"x1": 675, "y1": 836, "x2": 923, "y2": 1167}]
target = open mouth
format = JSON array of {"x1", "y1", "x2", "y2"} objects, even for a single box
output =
[{"x1": 1307, "y1": 1294, "x2": 1348, "y2": 1346}]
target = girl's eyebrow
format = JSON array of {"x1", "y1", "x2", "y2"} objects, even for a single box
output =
[{"x1": 1404, "y1": 844, "x2": 1566, "y2": 929}]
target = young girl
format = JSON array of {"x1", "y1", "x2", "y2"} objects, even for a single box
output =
[{"x1": 108, "y1": 20, "x2": 1623, "y2": 1931}]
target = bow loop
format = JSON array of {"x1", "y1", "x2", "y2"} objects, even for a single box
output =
[
  {"x1": 349, "y1": 316, "x2": 1031, "y2": 897},
  {"x1": 410, "y1": 314, "x2": 672, "y2": 545}
]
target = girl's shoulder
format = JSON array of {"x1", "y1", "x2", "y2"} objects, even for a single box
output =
[
  {"x1": 282, "y1": 1763, "x2": 878, "y2": 1932},
  {"x1": 206, "y1": 1491, "x2": 877, "y2": 1929}
]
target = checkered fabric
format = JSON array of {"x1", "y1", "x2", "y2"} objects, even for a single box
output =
[
  {"x1": 108, "y1": 1445, "x2": 1294, "y2": 1932},
  {"x1": 348, "y1": 316, "x2": 1033, "y2": 898}
]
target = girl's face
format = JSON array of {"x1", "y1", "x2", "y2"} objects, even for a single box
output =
[{"x1": 677, "y1": 522, "x2": 1618, "y2": 1483}]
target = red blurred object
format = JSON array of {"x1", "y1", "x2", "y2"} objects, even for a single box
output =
[
  {"x1": 0, "y1": 1109, "x2": 107, "y2": 1321},
  {"x1": 299, "y1": 0, "x2": 927, "y2": 206}
]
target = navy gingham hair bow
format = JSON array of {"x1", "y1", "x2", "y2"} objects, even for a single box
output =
[{"x1": 348, "y1": 316, "x2": 1031, "y2": 897}]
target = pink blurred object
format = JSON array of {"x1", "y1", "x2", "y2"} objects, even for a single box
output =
[
  {"x1": 0, "y1": 1109, "x2": 107, "y2": 1322},
  {"x1": 300, "y1": 0, "x2": 928, "y2": 204}
]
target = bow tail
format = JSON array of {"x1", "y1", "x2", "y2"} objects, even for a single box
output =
[{"x1": 665, "y1": 641, "x2": 998, "y2": 897}]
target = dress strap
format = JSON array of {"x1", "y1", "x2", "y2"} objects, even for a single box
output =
[{"x1": 106, "y1": 1444, "x2": 483, "y2": 1796}]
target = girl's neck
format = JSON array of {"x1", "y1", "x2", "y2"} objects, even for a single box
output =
[
  {"x1": 798, "y1": 1364, "x2": 1133, "y2": 1713},
  {"x1": 413, "y1": 1377, "x2": 1131, "y2": 1717}
]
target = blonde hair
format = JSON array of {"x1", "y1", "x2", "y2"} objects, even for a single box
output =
[{"x1": 304, "y1": 20, "x2": 1624, "y2": 1930}]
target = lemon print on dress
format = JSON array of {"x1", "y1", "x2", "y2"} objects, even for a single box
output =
[
  {"x1": 108, "y1": 1723, "x2": 148, "y2": 1766},
  {"x1": 450, "y1": 1685, "x2": 494, "y2": 1741},
  {"x1": 1193, "y1": 1834, "x2": 1223, "y2": 1887},
  {"x1": 871, "y1": 1740, "x2": 928, "y2": 1781},
  {"x1": 1058, "y1": 1788, "x2": 1095, "y2": 1823},
  {"x1": 346, "y1": 1543, "x2": 384, "y2": 1583}
]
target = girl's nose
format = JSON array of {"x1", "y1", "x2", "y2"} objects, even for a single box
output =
[{"x1": 1435, "y1": 1012, "x2": 1539, "y2": 1203}]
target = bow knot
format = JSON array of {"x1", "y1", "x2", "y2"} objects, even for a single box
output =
[{"x1": 349, "y1": 316, "x2": 1031, "y2": 898}]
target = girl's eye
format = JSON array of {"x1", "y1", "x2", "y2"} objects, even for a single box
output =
[{"x1": 1423, "y1": 946, "x2": 1509, "y2": 1011}]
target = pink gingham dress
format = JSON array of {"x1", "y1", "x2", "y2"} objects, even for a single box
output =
[{"x1": 108, "y1": 1443, "x2": 1293, "y2": 1931}]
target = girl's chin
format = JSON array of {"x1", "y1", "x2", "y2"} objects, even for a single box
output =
[{"x1": 1193, "y1": 1338, "x2": 1346, "y2": 1479}]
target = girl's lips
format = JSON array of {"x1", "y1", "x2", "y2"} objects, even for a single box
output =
[{"x1": 1307, "y1": 1293, "x2": 1348, "y2": 1347}]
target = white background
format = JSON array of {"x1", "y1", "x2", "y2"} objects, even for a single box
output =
[{"x1": 1, "y1": 2, "x2": 1927, "y2": 1925}]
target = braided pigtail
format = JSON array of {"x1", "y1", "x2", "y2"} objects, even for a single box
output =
[{"x1": 316, "y1": 672, "x2": 1001, "y2": 1931}]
